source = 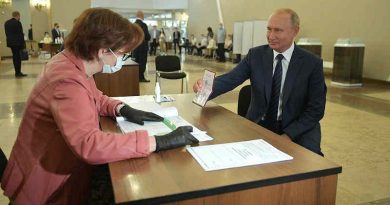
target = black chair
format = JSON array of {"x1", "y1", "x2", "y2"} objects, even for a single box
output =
[
  {"x1": 237, "y1": 85, "x2": 251, "y2": 117},
  {"x1": 1, "y1": 147, "x2": 8, "y2": 180},
  {"x1": 155, "y1": 55, "x2": 188, "y2": 93}
]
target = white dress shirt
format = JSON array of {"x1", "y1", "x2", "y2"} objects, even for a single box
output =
[{"x1": 272, "y1": 43, "x2": 295, "y2": 120}]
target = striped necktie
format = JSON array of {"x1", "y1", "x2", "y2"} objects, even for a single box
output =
[{"x1": 267, "y1": 54, "x2": 284, "y2": 122}]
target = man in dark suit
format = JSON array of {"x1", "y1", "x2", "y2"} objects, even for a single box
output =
[
  {"x1": 4, "y1": 11, "x2": 27, "y2": 77},
  {"x1": 133, "y1": 10, "x2": 151, "y2": 82},
  {"x1": 193, "y1": 8, "x2": 326, "y2": 155},
  {"x1": 28, "y1": 24, "x2": 33, "y2": 40},
  {"x1": 172, "y1": 27, "x2": 181, "y2": 54},
  {"x1": 51, "y1": 23, "x2": 61, "y2": 43}
]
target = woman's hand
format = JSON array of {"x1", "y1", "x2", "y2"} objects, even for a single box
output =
[{"x1": 119, "y1": 105, "x2": 163, "y2": 125}]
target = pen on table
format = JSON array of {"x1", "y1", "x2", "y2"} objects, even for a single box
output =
[{"x1": 163, "y1": 118, "x2": 176, "y2": 130}]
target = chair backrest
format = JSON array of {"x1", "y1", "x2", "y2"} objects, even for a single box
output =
[
  {"x1": 0, "y1": 147, "x2": 8, "y2": 180},
  {"x1": 155, "y1": 55, "x2": 181, "y2": 72},
  {"x1": 237, "y1": 85, "x2": 252, "y2": 117}
]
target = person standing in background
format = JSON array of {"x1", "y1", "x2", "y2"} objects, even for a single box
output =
[
  {"x1": 149, "y1": 25, "x2": 160, "y2": 56},
  {"x1": 159, "y1": 28, "x2": 167, "y2": 54},
  {"x1": 51, "y1": 23, "x2": 61, "y2": 43},
  {"x1": 4, "y1": 11, "x2": 27, "y2": 77},
  {"x1": 133, "y1": 10, "x2": 151, "y2": 82},
  {"x1": 172, "y1": 27, "x2": 181, "y2": 54},
  {"x1": 28, "y1": 24, "x2": 33, "y2": 40},
  {"x1": 216, "y1": 23, "x2": 226, "y2": 62},
  {"x1": 207, "y1": 26, "x2": 214, "y2": 42}
]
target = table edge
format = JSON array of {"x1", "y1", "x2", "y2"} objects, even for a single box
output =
[{"x1": 116, "y1": 166, "x2": 342, "y2": 205}]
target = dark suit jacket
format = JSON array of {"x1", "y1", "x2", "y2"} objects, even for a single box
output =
[
  {"x1": 134, "y1": 19, "x2": 151, "y2": 51},
  {"x1": 210, "y1": 45, "x2": 326, "y2": 154},
  {"x1": 173, "y1": 31, "x2": 181, "y2": 43},
  {"x1": 51, "y1": 28, "x2": 61, "y2": 41},
  {"x1": 4, "y1": 18, "x2": 25, "y2": 48},
  {"x1": 28, "y1": 28, "x2": 33, "y2": 40}
]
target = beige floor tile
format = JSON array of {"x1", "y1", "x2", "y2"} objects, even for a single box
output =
[
  {"x1": 339, "y1": 162, "x2": 390, "y2": 204},
  {"x1": 322, "y1": 102, "x2": 390, "y2": 168},
  {"x1": 363, "y1": 92, "x2": 390, "y2": 101}
]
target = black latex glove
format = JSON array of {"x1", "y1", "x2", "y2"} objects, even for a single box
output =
[
  {"x1": 155, "y1": 126, "x2": 199, "y2": 152},
  {"x1": 119, "y1": 104, "x2": 164, "y2": 125}
]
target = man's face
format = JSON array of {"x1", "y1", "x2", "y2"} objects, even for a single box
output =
[{"x1": 266, "y1": 12, "x2": 299, "y2": 53}]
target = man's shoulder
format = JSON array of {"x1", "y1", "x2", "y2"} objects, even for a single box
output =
[
  {"x1": 134, "y1": 19, "x2": 141, "y2": 25},
  {"x1": 135, "y1": 19, "x2": 146, "y2": 25},
  {"x1": 249, "y1": 45, "x2": 272, "y2": 55},
  {"x1": 294, "y1": 46, "x2": 322, "y2": 62},
  {"x1": 4, "y1": 18, "x2": 14, "y2": 25}
]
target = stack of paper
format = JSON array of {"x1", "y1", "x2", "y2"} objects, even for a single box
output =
[
  {"x1": 114, "y1": 96, "x2": 213, "y2": 142},
  {"x1": 187, "y1": 139, "x2": 293, "y2": 171}
]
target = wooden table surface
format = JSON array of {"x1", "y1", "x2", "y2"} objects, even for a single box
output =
[{"x1": 101, "y1": 94, "x2": 342, "y2": 205}]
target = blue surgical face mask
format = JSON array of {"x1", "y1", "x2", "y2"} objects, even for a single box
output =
[{"x1": 101, "y1": 49, "x2": 124, "y2": 74}]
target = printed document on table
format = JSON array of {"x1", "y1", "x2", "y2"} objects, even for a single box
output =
[
  {"x1": 187, "y1": 139, "x2": 293, "y2": 171},
  {"x1": 114, "y1": 97, "x2": 213, "y2": 141}
]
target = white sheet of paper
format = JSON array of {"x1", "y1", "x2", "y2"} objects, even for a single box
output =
[
  {"x1": 187, "y1": 139, "x2": 293, "y2": 171},
  {"x1": 117, "y1": 115, "x2": 212, "y2": 141},
  {"x1": 113, "y1": 97, "x2": 213, "y2": 142}
]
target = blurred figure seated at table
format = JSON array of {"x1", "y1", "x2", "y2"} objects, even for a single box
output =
[
  {"x1": 224, "y1": 34, "x2": 233, "y2": 59},
  {"x1": 189, "y1": 34, "x2": 197, "y2": 55},
  {"x1": 195, "y1": 34, "x2": 207, "y2": 56},
  {"x1": 180, "y1": 38, "x2": 191, "y2": 54},
  {"x1": 42, "y1": 31, "x2": 52, "y2": 44},
  {"x1": 224, "y1": 34, "x2": 233, "y2": 52},
  {"x1": 205, "y1": 38, "x2": 217, "y2": 58}
]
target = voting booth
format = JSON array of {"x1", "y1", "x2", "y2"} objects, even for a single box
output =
[
  {"x1": 297, "y1": 38, "x2": 322, "y2": 58},
  {"x1": 332, "y1": 38, "x2": 365, "y2": 87}
]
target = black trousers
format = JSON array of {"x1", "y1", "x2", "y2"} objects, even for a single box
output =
[
  {"x1": 217, "y1": 43, "x2": 225, "y2": 61},
  {"x1": 10, "y1": 46, "x2": 22, "y2": 74},
  {"x1": 133, "y1": 49, "x2": 148, "y2": 80},
  {"x1": 258, "y1": 119, "x2": 324, "y2": 156},
  {"x1": 173, "y1": 40, "x2": 180, "y2": 54},
  {"x1": 150, "y1": 39, "x2": 158, "y2": 55},
  {"x1": 196, "y1": 46, "x2": 206, "y2": 55}
]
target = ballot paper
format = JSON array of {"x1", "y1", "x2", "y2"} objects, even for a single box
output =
[
  {"x1": 114, "y1": 97, "x2": 213, "y2": 142},
  {"x1": 193, "y1": 70, "x2": 216, "y2": 107},
  {"x1": 187, "y1": 139, "x2": 293, "y2": 171}
]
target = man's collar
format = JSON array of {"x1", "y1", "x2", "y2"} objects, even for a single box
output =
[{"x1": 273, "y1": 43, "x2": 294, "y2": 62}]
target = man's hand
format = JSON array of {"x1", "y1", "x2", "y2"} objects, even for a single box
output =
[
  {"x1": 155, "y1": 126, "x2": 199, "y2": 152},
  {"x1": 119, "y1": 105, "x2": 164, "y2": 125},
  {"x1": 193, "y1": 79, "x2": 203, "y2": 93}
]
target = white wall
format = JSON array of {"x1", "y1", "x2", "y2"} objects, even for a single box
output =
[
  {"x1": 91, "y1": 0, "x2": 188, "y2": 10},
  {"x1": 187, "y1": 0, "x2": 219, "y2": 41}
]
